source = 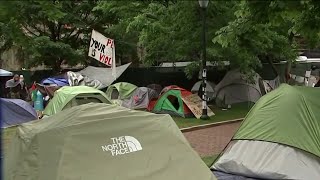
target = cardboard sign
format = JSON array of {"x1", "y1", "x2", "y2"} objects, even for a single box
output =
[
  {"x1": 182, "y1": 94, "x2": 215, "y2": 119},
  {"x1": 88, "y1": 30, "x2": 115, "y2": 67}
]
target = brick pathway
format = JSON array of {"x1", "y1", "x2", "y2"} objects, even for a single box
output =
[{"x1": 183, "y1": 121, "x2": 241, "y2": 157}]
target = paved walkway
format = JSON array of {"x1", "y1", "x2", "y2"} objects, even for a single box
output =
[{"x1": 183, "y1": 121, "x2": 241, "y2": 157}]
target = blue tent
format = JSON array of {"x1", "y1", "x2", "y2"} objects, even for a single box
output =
[
  {"x1": 41, "y1": 77, "x2": 69, "y2": 86},
  {"x1": 0, "y1": 98, "x2": 38, "y2": 128}
]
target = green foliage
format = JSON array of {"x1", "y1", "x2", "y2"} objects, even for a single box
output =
[
  {"x1": 2, "y1": 0, "x2": 320, "y2": 76},
  {"x1": 0, "y1": 0, "x2": 105, "y2": 71}
]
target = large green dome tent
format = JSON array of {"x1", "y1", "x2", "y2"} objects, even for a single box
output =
[
  {"x1": 5, "y1": 103, "x2": 216, "y2": 180},
  {"x1": 43, "y1": 86, "x2": 110, "y2": 116},
  {"x1": 211, "y1": 84, "x2": 320, "y2": 180}
]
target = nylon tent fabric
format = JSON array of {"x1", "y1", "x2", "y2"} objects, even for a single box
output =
[
  {"x1": 214, "y1": 69, "x2": 266, "y2": 106},
  {"x1": 43, "y1": 86, "x2": 110, "y2": 116},
  {"x1": 35, "y1": 83, "x2": 60, "y2": 98},
  {"x1": 234, "y1": 84, "x2": 320, "y2": 157},
  {"x1": 150, "y1": 86, "x2": 193, "y2": 117},
  {"x1": 0, "y1": 98, "x2": 37, "y2": 128},
  {"x1": 105, "y1": 82, "x2": 138, "y2": 102},
  {"x1": 79, "y1": 63, "x2": 131, "y2": 88},
  {"x1": 191, "y1": 81, "x2": 216, "y2": 100},
  {"x1": 212, "y1": 140, "x2": 320, "y2": 180},
  {"x1": 4, "y1": 103, "x2": 216, "y2": 180},
  {"x1": 41, "y1": 77, "x2": 69, "y2": 86},
  {"x1": 0, "y1": 69, "x2": 13, "y2": 76},
  {"x1": 212, "y1": 171, "x2": 260, "y2": 180},
  {"x1": 147, "y1": 84, "x2": 162, "y2": 95},
  {"x1": 121, "y1": 87, "x2": 158, "y2": 109}
]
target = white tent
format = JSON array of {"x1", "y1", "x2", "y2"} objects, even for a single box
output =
[
  {"x1": 214, "y1": 69, "x2": 266, "y2": 106},
  {"x1": 191, "y1": 81, "x2": 216, "y2": 101},
  {"x1": 212, "y1": 140, "x2": 320, "y2": 180},
  {"x1": 0, "y1": 69, "x2": 13, "y2": 76}
]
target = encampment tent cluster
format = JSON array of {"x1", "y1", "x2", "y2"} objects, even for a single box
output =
[
  {"x1": 33, "y1": 63, "x2": 132, "y2": 99},
  {"x1": 4, "y1": 64, "x2": 320, "y2": 180},
  {"x1": 194, "y1": 69, "x2": 280, "y2": 108},
  {"x1": 106, "y1": 83, "x2": 215, "y2": 118}
]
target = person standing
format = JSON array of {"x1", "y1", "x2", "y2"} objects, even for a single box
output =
[
  {"x1": 5, "y1": 74, "x2": 21, "y2": 99},
  {"x1": 34, "y1": 90, "x2": 44, "y2": 118},
  {"x1": 19, "y1": 75, "x2": 29, "y2": 100}
]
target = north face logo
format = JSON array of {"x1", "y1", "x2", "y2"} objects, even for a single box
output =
[{"x1": 101, "y1": 136, "x2": 142, "y2": 156}]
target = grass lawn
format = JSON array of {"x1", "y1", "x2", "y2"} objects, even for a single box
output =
[
  {"x1": 174, "y1": 103, "x2": 252, "y2": 128},
  {"x1": 201, "y1": 154, "x2": 219, "y2": 167}
]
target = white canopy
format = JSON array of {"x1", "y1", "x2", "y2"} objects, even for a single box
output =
[{"x1": 0, "y1": 69, "x2": 13, "y2": 77}]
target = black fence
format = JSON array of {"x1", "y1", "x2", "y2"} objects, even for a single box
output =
[
  {"x1": 115, "y1": 67, "x2": 227, "y2": 90},
  {"x1": 10, "y1": 67, "x2": 227, "y2": 90},
  {"x1": 9, "y1": 63, "x2": 294, "y2": 91}
]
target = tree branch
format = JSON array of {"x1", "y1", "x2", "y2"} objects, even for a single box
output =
[
  {"x1": 57, "y1": 22, "x2": 62, "y2": 40},
  {"x1": 21, "y1": 24, "x2": 39, "y2": 37},
  {"x1": 47, "y1": 21, "x2": 56, "y2": 41}
]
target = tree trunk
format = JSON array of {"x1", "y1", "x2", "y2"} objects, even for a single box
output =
[
  {"x1": 53, "y1": 58, "x2": 63, "y2": 73},
  {"x1": 285, "y1": 32, "x2": 295, "y2": 83},
  {"x1": 266, "y1": 55, "x2": 278, "y2": 78}
]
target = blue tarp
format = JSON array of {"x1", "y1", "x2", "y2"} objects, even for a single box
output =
[
  {"x1": 41, "y1": 77, "x2": 69, "y2": 86},
  {"x1": 0, "y1": 98, "x2": 38, "y2": 128}
]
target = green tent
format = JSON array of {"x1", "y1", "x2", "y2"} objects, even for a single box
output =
[
  {"x1": 5, "y1": 103, "x2": 216, "y2": 180},
  {"x1": 212, "y1": 84, "x2": 320, "y2": 179},
  {"x1": 43, "y1": 86, "x2": 110, "y2": 116},
  {"x1": 105, "y1": 82, "x2": 137, "y2": 103},
  {"x1": 148, "y1": 86, "x2": 193, "y2": 117}
]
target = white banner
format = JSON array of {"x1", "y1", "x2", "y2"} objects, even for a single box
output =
[{"x1": 88, "y1": 30, "x2": 115, "y2": 68}]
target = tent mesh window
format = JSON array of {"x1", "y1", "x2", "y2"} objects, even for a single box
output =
[
  {"x1": 111, "y1": 89, "x2": 119, "y2": 99},
  {"x1": 167, "y1": 95, "x2": 180, "y2": 111},
  {"x1": 74, "y1": 97, "x2": 103, "y2": 105}
]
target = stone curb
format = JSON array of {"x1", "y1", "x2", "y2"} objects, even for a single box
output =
[{"x1": 180, "y1": 118, "x2": 244, "y2": 133}]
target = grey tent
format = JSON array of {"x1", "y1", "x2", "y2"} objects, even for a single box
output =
[
  {"x1": 147, "y1": 84, "x2": 162, "y2": 95},
  {"x1": 214, "y1": 69, "x2": 266, "y2": 107},
  {"x1": 121, "y1": 87, "x2": 158, "y2": 109},
  {"x1": 5, "y1": 103, "x2": 216, "y2": 180},
  {"x1": 77, "y1": 63, "x2": 131, "y2": 89},
  {"x1": 191, "y1": 81, "x2": 216, "y2": 101},
  {"x1": 262, "y1": 76, "x2": 280, "y2": 92}
]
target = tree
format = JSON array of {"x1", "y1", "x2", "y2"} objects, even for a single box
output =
[
  {"x1": 212, "y1": 1, "x2": 302, "y2": 79},
  {"x1": 0, "y1": 0, "x2": 107, "y2": 72},
  {"x1": 97, "y1": 1, "x2": 236, "y2": 78}
]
